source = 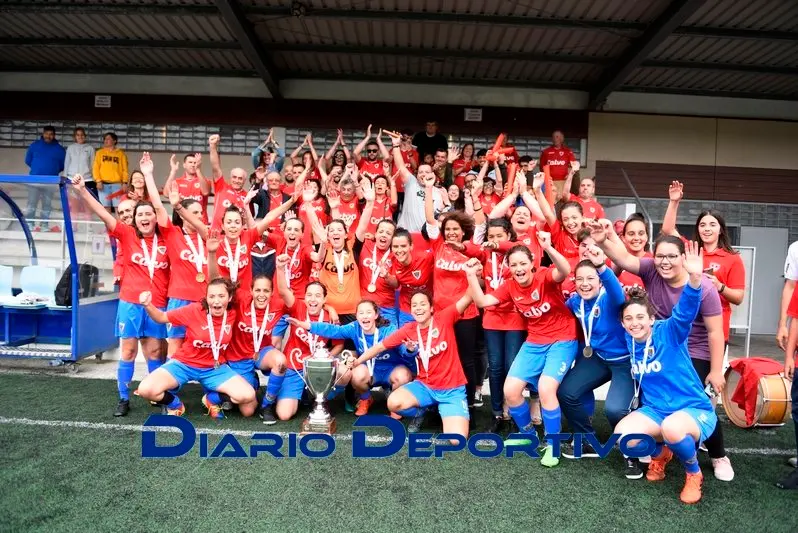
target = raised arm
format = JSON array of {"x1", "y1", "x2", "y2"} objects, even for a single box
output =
[
  {"x1": 539, "y1": 231, "x2": 571, "y2": 283},
  {"x1": 661, "y1": 180, "x2": 683, "y2": 237},
  {"x1": 424, "y1": 179, "x2": 437, "y2": 227},
  {"x1": 352, "y1": 124, "x2": 372, "y2": 163},
  {"x1": 139, "y1": 291, "x2": 169, "y2": 324},
  {"x1": 590, "y1": 219, "x2": 641, "y2": 275},
  {"x1": 171, "y1": 183, "x2": 209, "y2": 240},
  {"x1": 209, "y1": 134, "x2": 223, "y2": 180},
  {"x1": 589, "y1": 246, "x2": 626, "y2": 307},
  {"x1": 207, "y1": 233, "x2": 220, "y2": 279},
  {"x1": 140, "y1": 153, "x2": 169, "y2": 226},
  {"x1": 387, "y1": 131, "x2": 414, "y2": 185},
  {"x1": 163, "y1": 154, "x2": 180, "y2": 195},
  {"x1": 532, "y1": 172, "x2": 557, "y2": 226},
  {"x1": 252, "y1": 194, "x2": 298, "y2": 234},
  {"x1": 70, "y1": 175, "x2": 117, "y2": 231},
  {"x1": 664, "y1": 241, "x2": 704, "y2": 345},
  {"x1": 274, "y1": 254, "x2": 296, "y2": 309},
  {"x1": 355, "y1": 179, "x2": 375, "y2": 242},
  {"x1": 488, "y1": 180, "x2": 519, "y2": 220},
  {"x1": 376, "y1": 130, "x2": 392, "y2": 162},
  {"x1": 455, "y1": 292, "x2": 474, "y2": 315},
  {"x1": 324, "y1": 129, "x2": 342, "y2": 161},
  {"x1": 463, "y1": 259, "x2": 501, "y2": 308}
]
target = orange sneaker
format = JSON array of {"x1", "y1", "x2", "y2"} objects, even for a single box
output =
[
  {"x1": 166, "y1": 402, "x2": 185, "y2": 417},
  {"x1": 646, "y1": 447, "x2": 674, "y2": 482},
  {"x1": 390, "y1": 412, "x2": 402, "y2": 420},
  {"x1": 680, "y1": 472, "x2": 703, "y2": 504},
  {"x1": 355, "y1": 395, "x2": 374, "y2": 416},
  {"x1": 201, "y1": 394, "x2": 224, "y2": 420}
]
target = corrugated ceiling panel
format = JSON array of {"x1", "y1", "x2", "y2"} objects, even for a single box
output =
[
  {"x1": 652, "y1": 36, "x2": 798, "y2": 68},
  {"x1": 625, "y1": 66, "x2": 798, "y2": 96},
  {"x1": 685, "y1": 0, "x2": 798, "y2": 31}
]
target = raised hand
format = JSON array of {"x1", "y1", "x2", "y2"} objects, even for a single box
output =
[
  {"x1": 668, "y1": 180, "x2": 684, "y2": 202},
  {"x1": 447, "y1": 146, "x2": 460, "y2": 164},
  {"x1": 403, "y1": 339, "x2": 418, "y2": 353},
  {"x1": 446, "y1": 240, "x2": 466, "y2": 252},
  {"x1": 254, "y1": 166, "x2": 267, "y2": 184},
  {"x1": 139, "y1": 291, "x2": 152, "y2": 306},
  {"x1": 683, "y1": 240, "x2": 704, "y2": 278},
  {"x1": 266, "y1": 128, "x2": 274, "y2": 144},
  {"x1": 206, "y1": 230, "x2": 220, "y2": 254},
  {"x1": 302, "y1": 184, "x2": 316, "y2": 204},
  {"x1": 168, "y1": 182, "x2": 181, "y2": 207},
  {"x1": 194, "y1": 152, "x2": 202, "y2": 166},
  {"x1": 585, "y1": 244, "x2": 606, "y2": 267},
  {"x1": 587, "y1": 219, "x2": 608, "y2": 244},
  {"x1": 570, "y1": 161, "x2": 581, "y2": 173},
  {"x1": 327, "y1": 188, "x2": 341, "y2": 210},
  {"x1": 361, "y1": 177, "x2": 375, "y2": 202},
  {"x1": 275, "y1": 253, "x2": 290, "y2": 269},
  {"x1": 532, "y1": 172, "x2": 545, "y2": 191},
  {"x1": 169, "y1": 154, "x2": 179, "y2": 173},
  {"x1": 537, "y1": 230, "x2": 552, "y2": 249},
  {"x1": 366, "y1": 124, "x2": 372, "y2": 138},
  {"x1": 70, "y1": 174, "x2": 86, "y2": 191},
  {"x1": 482, "y1": 241, "x2": 499, "y2": 250},
  {"x1": 384, "y1": 129, "x2": 401, "y2": 146},
  {"x1": 244, "y1": 187, "x2": 259, "y2": 204},
  {"x1": 209, "y1": 134, "x2": 220, "y2": 147},
  {"x1": 139, "y1": 152, "x2": 154, "y2": 175},
  {"x1": 422, "y1": 172, "x2": 436, "y2": 188},
  {"x1": 462, "y1": 257, "x2": 482, "y2": 276},
  {"x1": 529, "y1": 159, "x2": 538, "y2": 171}
]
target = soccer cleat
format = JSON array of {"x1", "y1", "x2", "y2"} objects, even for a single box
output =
[
  {"x1": 625, "y1": 458, "x2": 644, "y2": 480},
  {"x1": 489, "y1": 416, "x2": 505, "y2": 434},
  {"x1": 711, "y1": 456, "x2": 734, "y2": 481},
  {"x1": 775, "y1": 468, "x2": 798, "y2": 489},
  {"x1": 260, "y1": 404, "x2": 277, "y2": 425},
  {"x1": 113, "y1": 399, "x2": 130, "y2": 417},
  {"x1": 680, "y1": 472, "x2": 704, "y2": 504},
  {"x1": 407, "y1": 413, "x2": 425, "y2": 433},
  {"x1": 540, "y1": 445, "x2": 559, "y2": 467},
  {"x1": 202, "y1": 395, "x2": 223, "y2": 420},
  {"x1": 344, "y1": 385, "x2": 357, "y2": 413},
  {"x1": 355, "y1": 396, "x2": 374, "y2": 416},
  {"x1": 163, "y1": 402, "x2": 186, "y2": 417},
  {"x1": 646, "y1": 447, "x2": 673, "y2": 481},
  {"x1": 562, "y1": 441, "x2": 599, "y2": 459}
]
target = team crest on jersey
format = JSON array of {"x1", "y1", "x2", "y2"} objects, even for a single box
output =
[
  {"x1": 194, "y1": 182, "x2": 201, "y2": 189},
  {"x1": 531, "y1": 289, "x2": 540, "y2": 301},
  {"x1": 709, "y1": 262, "x2": 721, "y2": 272},
  {"x1": 412, "y1": 270, "x2": 421, "y2": 280},
  {"x1": 157, "y1": 245, "x2": 167, "y2": 255},
  {"x1": 646, "y1": 346, "x2": 655, "y2": 357},
  {"x1": 430, "y1": 328, "x2": 439, "y2": 339},
  {"x1": 558, "y1": 151, "x2": 564, "y2": 156}
]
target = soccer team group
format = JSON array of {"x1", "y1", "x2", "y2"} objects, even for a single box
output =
[{"x1": 67, "y1": 126, "x2": 798, "y2": 504}]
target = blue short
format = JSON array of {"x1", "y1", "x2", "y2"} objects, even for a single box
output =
[
  {"x1": 115, "y1": 300, "x2": 167, "y2": 339},
  {"x1": 379, "y1": 305, "x2": 399, "y2": 327},
  {"x1": 508, "y1": 340, "x2": 578, "y2": 386},
  {"x1": 273, "y1": 315, "x2": 289, "y2": 339},
  {"x1": 255, "y1": 346, "x2": 278, "y2": 373},
  {"x1": 636, "y1": 405, "x2": 718, "y2": 444},
  {"x1": 371, "y1": 361, "x2": 411, "y2": 389},
  {"x1": 161, "y1": 359, "x2": 240, "y2": 391},
  {"x1": 166, "y1": 298, "x2": 193, "y2": 339},
  {"x1": 99, "y1": 183, "x2": 123, "y2": 208},
  {"x1": 277, "y1": 369, "x2": 306, "y2": 401},
  {"x1": 227, "y1": 359, "x2": 260, "y2": 390},
  {"x1": 403, "y1": 380, "x2": 469, "y2": 419}
]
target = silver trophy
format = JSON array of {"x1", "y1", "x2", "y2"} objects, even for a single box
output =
[{"x1": 300, "y1": 348, "x2": 340, "y2": 434}]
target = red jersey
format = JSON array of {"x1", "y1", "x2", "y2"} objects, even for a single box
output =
[
  {"x1": 515, "y1": 232, "x2": 543, "y2": 270},
  {"x1": 112, "y1": 233, "x2": 126, "y2": 283},
  {"x1": 358, "y1": 158, "x2": 384, "y2": 179},
  {"x1": 159, "y1": 221, "x2": 207, "y2": 302},
  {"x1": 211, "y1": 176, "x2": 248, "y2": 230},
  {"x1": 264, "y1": 190, "x2": 289, "y2": 229},
  {"x1": 392, "y1": 147, "x2": 419, "y2": 193},
  {"x1": 540, "y1": 145, "x2": 576, "y2": 181},
  {"x1": 704, "y1": 248, "x2": 746, "y2": 340},
  {"x1": 569, "y1": 194, "x2": 605, "y2": 220},
  {"x1": 265, "y1": 233, "x2": 314, "y2": 301},
  {"x1": 226, "y1": 292, "x2": 284, "y2": 362},
  {"x1": 383, "y1": 304, "x2": 466, "y2": 390},
  {"x1": 283, "y1": 299, "x2": 342, "y2": 371},
  {"x1": 479, "y1": 248, "x2": 526, "y2": 331},
  {"x1": 556, "y1": 256, "x2": 582, "y2": 301},
  {"x1": 548, "y1": 221, "x2": 580, "y2": 260},
  {"x1": 788, "y1": 283, "x2": 798, "y2": 319},
  {"x1": 337, "y1": 196, "x2": 361, "y2": 238},
  {"x1": 111, "y1": 223, "x2": 169, "y2": 307},
  {"x1": 216, "y1": 228, "x2": 260, "y2": 288},
  {"x1": 298, "y1": 198, "x2": 329, "y2": 246},
  {"x1": 173, "y1": 174, "x2": 209, "y2": 223},
  {"x1": 390, "y1": 239, "x2": 434, "y2": 313},
  {"x1": 364, "y1": 196, "x2": 394, "y2": 235},
  {"x1": 281, "y1": 181, "x2": 296, "y2": 196},
  {"x1": 618, "y1": 252, "x2": 652, "y2": 293},
  {"x1": 427, "y1": 232, "x2": 481, "y2": 319},
  {"x1": 491, "y1": 267, "x2": 577, "y2": 344},
  {"x1": 480, "y1": 193, "x2": 501, "y2": 216},
  {"x1": 167, "y1": 302, "x2": 236, "y2": 368},
  {"x1": 359, "y1": 239, "x2": 395, "y2": 309}
]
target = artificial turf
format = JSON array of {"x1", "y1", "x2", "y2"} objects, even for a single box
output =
[{"x1": 0, "y1": 373, "x2": 796, "y2": 533}]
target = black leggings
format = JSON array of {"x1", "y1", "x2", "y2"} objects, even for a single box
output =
[
  {"x1": 454, "y1": 316, "x2": 480, "y2": 405},
  {"x1": 691, "y1": 357, "x2": 727, "y2": 459}
]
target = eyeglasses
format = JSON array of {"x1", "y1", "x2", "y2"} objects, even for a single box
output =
[
  {"x1": 366, "y1": 149, "x2": 378, "y2": 153},
  {"x1": 654, "y1": 254, "x2": 680, "y2": 263}
]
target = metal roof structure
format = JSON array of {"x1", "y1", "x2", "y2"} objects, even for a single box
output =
[{"x1": 0, "y1": 0, "x2": 796, "y2": 104}]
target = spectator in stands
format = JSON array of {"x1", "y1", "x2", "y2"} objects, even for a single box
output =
[
  {"x1": 412, "y1": 120, "x2": 448, "y2": 162},
  {"x1": 93, "y1": 132, "x2": 129, "y2": 214},
  {"x1": 561, "y1": 173, "x2": 605, "y2": 220},
  {"x1": 540, "y1": 130, "x2": 576, "y2": 199},
  {"x1": 777, "y1": 238, "x2": 798, "y2": 474},
  {"x1": 250, "y1": 128, "x2": 285, "y2": 173},
  {"x1": 24, "y1": 125, "x2": 65, "y2": 232},
  {"x1": 63, "y1": 127, "x2": 96, "y2": 198},
  {"x1": 164, "y1": 153, "x2": 210, "y2": 222}
]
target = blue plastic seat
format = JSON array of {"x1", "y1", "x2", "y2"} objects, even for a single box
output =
[
  {"x1": 0, "y1": 265, "x2": 12, "y2": 304},
  {"x1": 20, "y1": 265, "x2": 58, "y2": 303}
]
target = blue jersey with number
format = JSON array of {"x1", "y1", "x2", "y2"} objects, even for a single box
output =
[{"x1": 625, "y1": 283, "x2": 712, "y2": 413}]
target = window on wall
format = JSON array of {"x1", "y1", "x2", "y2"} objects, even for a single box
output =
[
  {"x1": 284, "y1": 129, "x2": 583, "y2": 161},
  {"x1": 0, "y1": 120, "x2": 270, "y2": 155}
]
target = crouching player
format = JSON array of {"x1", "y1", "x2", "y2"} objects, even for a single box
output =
[
  {"x1": 615, "y1": 241, "x2": 717, "y2": 504},
  {"x1": 136, "y1": 278, "x2": 258, "y2": 417},
  {"x1": 287, "y1": 299, "x2": 415, "y2": 417},
  {"x1": 352, "y1": 290, "x2": 473, "y2": 441}
]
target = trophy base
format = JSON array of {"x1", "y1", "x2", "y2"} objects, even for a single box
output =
[{"x1": 300, "y1": 417, "x2": 337, "y2": 435}]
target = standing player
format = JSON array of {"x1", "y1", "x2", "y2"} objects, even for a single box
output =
[
  {"x1": 539, "y1": 130, "x2": 576, "y2": 199},
  {"x1": 209, "y1": 134, "x2": 251, "y2": 230},
  {"x1": 614, "y1": 242, "x2": 717, "y2": 504},
  {"x1": 384, "y1": 229, "x2": 434, "y2": 327}
]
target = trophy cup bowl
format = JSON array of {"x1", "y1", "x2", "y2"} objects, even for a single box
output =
[{"x1": 300, "y1": 349, "x2": 338, "y2": 434}]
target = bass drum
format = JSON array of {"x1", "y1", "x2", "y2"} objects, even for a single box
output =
[{"x1": 722, "y1": 367, "x2": 792, "y2": 428}]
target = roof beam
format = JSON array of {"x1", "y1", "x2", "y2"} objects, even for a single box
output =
[
  {"x1": 0, "y1": 38, "x2": 240, "y2": 50},
  {"x1": 213, "y1": 0, "x2": 281, "y2": 99},
  {"x1": 270, "y1": 43, "x2": 610, "y2": 64},
  {"x1": 620, "y1": 86, "x2": 798, "y2": 102},
  {"x1": 0, "y1": 65, "x2": 258, "y2": 77},
  {"x1": 673, "y1": 26, "x2": 798, "y2": 42},
  {"x1": 643, "y1": 60, "x2": 798, "y2": 76},
  {"x1": 284, "y1": 72, "x2": 589, "y2": 91},
  {"x1": 588, "y1": 0, "x2": 707, "y2": 109}
]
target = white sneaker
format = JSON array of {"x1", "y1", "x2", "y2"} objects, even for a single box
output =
[
  {"x1": 699, "y1": 443, "x2": 708, "y2": 452},
  {"x1": 711, "y1": 456, "x2": 735, "y2": 481}
]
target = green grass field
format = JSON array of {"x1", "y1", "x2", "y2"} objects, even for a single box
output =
[{"x1": 1, "y1": 372, "x2": 796, "y2": 533}]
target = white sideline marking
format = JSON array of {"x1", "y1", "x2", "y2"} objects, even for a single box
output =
[{"x1": 0, "y1": 416, "x2": 794, "y2": 455}]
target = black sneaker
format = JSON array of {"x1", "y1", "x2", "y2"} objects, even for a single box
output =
[
  {"x1": 407, "y1": 413, "x2": 425, "y2": 433},
  {"x1": 625, "y1": 458, "x2": 644, "y2": 480},
  {"x1": 776, "y1": 468, "x2": 798, "y2": 489},
  {"x1": 260, "y1": 405, "x2": 277, "y2": 425},
  {"x1": 562, "y1": 442, "x2": 599, "y2": 459},
  {"x1": 489, "y1": 416, "x2": 505, "y2": 434},
  {"x1": 114, "y1": 399, "x2": 130, "y2": 417}
]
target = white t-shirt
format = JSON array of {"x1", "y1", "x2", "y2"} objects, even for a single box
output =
[
  {"x1": 397, "y1": 177, "x2": 444, "y2": 232},
  {"x1": 784, "y1": 240, "x2": 798, "y2": 280}
]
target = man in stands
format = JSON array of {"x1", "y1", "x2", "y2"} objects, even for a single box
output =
[
  {"x1": 413, "y1": 120, "x2": 448, "y2": 162},
  {"x1": 540, "y1": 130, "x2": 576, "y2": 200},
  {"x1": 164, "y1": 152, "x2": 210, "y2": 221},
  {"x1": 561, "y1": 171, "x2": 605, "y2": 220},
  {"x1": 353, "y1": 125, "x2": 385, "y2": 180},
  {"x1": 24, "y1": 125, "x2": 65, "y2": 232}
]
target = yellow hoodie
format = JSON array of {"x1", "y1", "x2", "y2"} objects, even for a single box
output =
[{"x1": 93, "y1": 147, "x2": 129, "y2": 185}]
